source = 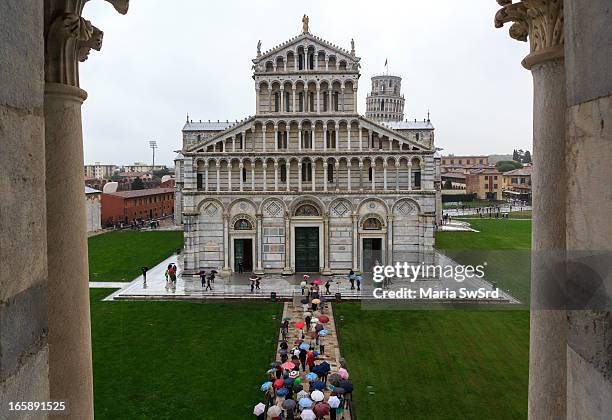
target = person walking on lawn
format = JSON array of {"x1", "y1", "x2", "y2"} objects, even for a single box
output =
[{"x1": 141, "y1": 266, "x2": 149, "y2": 286}]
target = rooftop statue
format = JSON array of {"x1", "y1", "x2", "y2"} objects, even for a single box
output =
[{"x1": 302, "y1": 15, "x2": 309, "y2": 33}]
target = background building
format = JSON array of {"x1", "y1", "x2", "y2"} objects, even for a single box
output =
[
  {"x1": 101, "y1": 187, "x2": 175, "y2": 226},
  {"x1": 502, "y1": 165, "x2": 532, "y2": 202},
  {"x1": 84, "y1": 162, "x2": 117, "y2": 179},
  {"x1": 465, "y1": 167, "x2": 503, "y2": 200},
  {"x1": 365, "y1": 74, "x2": 405, "y2": 122},
  {"x1": 85, "y1": 187, "x2": 102, "y2": 232}
]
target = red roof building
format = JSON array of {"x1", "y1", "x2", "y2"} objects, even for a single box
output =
[{"x1": 101, "y1": 187, "x2": 175, "y2": 226}]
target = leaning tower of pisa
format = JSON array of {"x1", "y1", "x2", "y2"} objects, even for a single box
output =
[{"x1": 365, "y1": 74, "x2": 405, "y2": 122}]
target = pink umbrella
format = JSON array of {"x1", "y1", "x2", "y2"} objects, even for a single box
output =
[
  {"x1": 338, "y1": 368, "x2": 349, "y2": 379},
  {"x1": 312, "y1": 279, "x2": 322, "y2": 285},
  {"x1": 282, "y1": 361, "x2": 295, "y2": 370},
  {"x1": 313, "y1": 402, "x2": 331, "y2": 417}
]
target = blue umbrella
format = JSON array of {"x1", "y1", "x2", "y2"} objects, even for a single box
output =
[
  {"x1": 305, "y1": 372, "x2": 318, "y2": 381},
  {"x1": 298, "y1": 398, "x2": 313, "y2": 408},
  {"x1": 299, "y1": 343, "x2": 310, "y2": 350},
  {"x1": 319, "y1": 329, "x2": 328, "y2": 336},
  {"x1": 276, "y1": 387, "x2": 289, "y2": 397},
  {"x1": 261, "y1": 381, "x2": 272, "y2": 391},
  {"x1": 318, "y1": 361, "x2": 331, "y2": 374},
  {"x1": 283, "y1": 378, "x2": 294, "y2": 387},
  {"x1": 310, "y1": 381, "x2": 326, "y2": 390}
]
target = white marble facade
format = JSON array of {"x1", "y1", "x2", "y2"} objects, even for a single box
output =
[{"x1": 177, "y1": 20, "x2": 441, "y2": 275}]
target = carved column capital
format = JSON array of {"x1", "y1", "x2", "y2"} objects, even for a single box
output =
[{"x1": 494, "y1": 0, "x2": 564, "y2": 69}]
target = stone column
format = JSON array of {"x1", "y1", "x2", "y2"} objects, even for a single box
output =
[
  {"x1": 352, "y1": 213, "x2": 359, "y2": 271},
  {"x1": 323, "y1": 163, "x2": 328, "y2": 192},
  {"x1": 311, "y1": 162, "x2": 316, "y2": 192},
  {"x1": 222, "y1": 213, "x2": 231, "y2": 273},
  {"x1": 280, "y1": 87, "x2": 285, "y2": 112},
  {"x1": 228, "y1": 163, "x2": 233, "y2": 191},
  {"x1": 262, "y1": 163, "x2": 268, "y2": 191},
  {"x1": 204, "y1": 163, "x2": 209, "y2": 191},
  {"x1": 298, "y1": 162, "x2": 303, "y2": 192},
  {"x1": 316, "y1": 86, "x2": 321, "y2": 113},
  {"x1": 251, "y1": 164, "x2": 255, "y2": 191},
  {"x1": 216, "y1": 166, "x2": 221, "y2": 191},
  {"x1": 274, "y1": 162, "x2": 279, "y2": 191},
  {"x1": 328, "y1": 88, "x2": 332, "y2": 112},
  {"x1": 274, "y1": 126, "x2": 279, "y2": 151},
  {"x1": 262, "y1": 126, "x2": 267, "y2": 152},
  {"x1": 335, "y1": 126, "x2": 340, "y2": 151},
  {"x1": 254, "y1": 214, "x2": 264, "y2": 274},
  {"x1": 395, "y1": 161, "x2": 400, "y2": 191},
  {"x1": 312, "y1": 128, "x2": 316, "y2": 151},
  {"x1": 242, "y1": 131, "x2": 246, "y2": 151},
  {"x1": 496, "y1": 3, "x2": 567, "y2": 419},
  {"x1": 368, "y1": 130, "x2": 373, "y2": 150},
  {"x1": 371, "y1": 162, "x2": 376, "y2": 191},
  {"x1": 286, "y1": 160, "x2": 291, "y2": 192},
  {"x1": 323, "y1": 124, "x2": 328, "y2": 151},
  {"x1": 340, "y1": 86, "x2": 345, "y2": 112},
  {"x1": 239, "y1": 163, "x2": 244, "y2": 192},
  {"x1": 325, "y1": 57, "x2": 329, "y2": 71},
  {"x1": 282, "y1": 214, "x2": 292, "y2": 275},
  {"x1": 347, "y1": 124, "x2": 351, "y2": 150},
  {"x1": 347, "y1": 162, "x2": 352, "y2": 192},
  {"x1": 408, "y1": 163, "x2": 412, "y2": 190},
  {"x1": 383, "y1": 161, "x2": 388, "y2": 190},
  {"x1": 268, "y1": 87, "x2": 273, "y2": 113},
  {"x1": 43, "y1": 4, "x2": 128, "y2": 417},
  {"x1": 334, "y1": 162, "x2": 340, "y2": 192},
  {"x1": 232, "y1": 136, "x2": 236, "y2": 152},
  {"x1": 359, "y1": 125, "x2": 363, "y2": 151},
  {"x1": 255, "y1": 86, "x2": 260, "y2": 113},
  {"x1": 298, "y1": 125, "x2": 302, "y2": 151},
  {"x1": 353, "y1": 87, "x2": 358, "y2": 113},
  {"x1": 292, "y1": 88, "x2": 297, "y2": 113},
  {"x1": 359, "y1": 162, "x2": 364, "y2": 191},
  {"x1": 387, "y1": 215, "x2": 394, "y2": 265},
  {"x1": 322, "y1": 214, "x2": 332, "y2": 275}
]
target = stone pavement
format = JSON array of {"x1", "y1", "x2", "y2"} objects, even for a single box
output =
[{"x1": 260, "y1": 299, "x2": 352, "y2": 419}]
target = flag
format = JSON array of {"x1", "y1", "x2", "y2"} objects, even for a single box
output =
[{"x1": 384, "y1": 58, "x2": 388, "y2": 67}]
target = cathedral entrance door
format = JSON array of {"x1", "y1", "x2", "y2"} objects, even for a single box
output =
[
  {"x1": 233, "y1": 238, "x2": 253, "y2": 273},
  {"x1": 294, "y1": 227, "x2": 320, "y2": 272},
  {"x1": 362, "y1": 238, "x2": 383, "y2": 272}
]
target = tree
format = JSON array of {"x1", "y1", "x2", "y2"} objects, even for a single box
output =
[
  {"x1": 443, "y1": 179, "x2": 453, "y2": 190},
  {"x1": 109, "y1": 173, "x2": 122, "y2": 182},
  {"x1": 512, "y1": 149, "x2": 520, "y2": 161},
  {"x1": 496, "y1": 160, "x2": 523, "y2": 173},
  {"x1": 131, "y1": 177, "x2": 145, "y2": 190},
  {"x1": 523, "y1": 150, "x2": 532, "y2": 163},
  {"x1": 153, "y1": 167, "x2": 171, "y2": 179}
]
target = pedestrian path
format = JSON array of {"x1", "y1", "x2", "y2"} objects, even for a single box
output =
[
  {"x1": 89, "y1": 281, "x2": 130, "y2": 288},
  {"x1": 253, "y1": 298, "x2": 352, "y2": 419}
]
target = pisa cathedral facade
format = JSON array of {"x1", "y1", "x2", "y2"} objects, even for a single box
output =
[{"x1": 176, "y1": 21, "x2": 442, "y2": 276}]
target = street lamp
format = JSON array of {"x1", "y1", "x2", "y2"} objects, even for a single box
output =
[{"x1": 149, "y1": 140, "x2": 158, "y2": 172}]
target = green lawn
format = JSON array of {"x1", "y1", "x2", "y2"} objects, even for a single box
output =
[
  {"x1": 90, "y1": 289, "x2": 283, "y2": 420},
  {"x1": 443, "y1": 199, "x2": 505, "y2": 209},
  {"x1": 335, "y1": 305, "x2": 529, "y2": 420},
  {"x1": 436, "y1": 219, "x2": 532, "y2": 304},
  {"x1": 88, "y1": 230, "x2": 183, "y2": 281}
]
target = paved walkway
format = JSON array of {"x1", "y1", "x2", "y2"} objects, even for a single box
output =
[
  {"x1": 89, "y1": 281, "x2": 129, "y2": 288},
  {"x1": 258, "y1": 299, "x2": 352, "y2": 419}
]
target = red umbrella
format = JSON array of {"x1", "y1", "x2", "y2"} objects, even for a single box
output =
[
  {"x1": 313, "y1": 402, "x2": 331, "y2": 417},
  {"x1": 318, "y1": 315, "x2": 330, "y2": 323},
  {"x1": 312, "y1": 279, "x2": 322, "y2": 285},
  {"x1": 273, "y1": 378, "x2": 285, "y2": 389},
  {"x1": 295, "y1": 321, "x2": 305, "y2": 329},
  {"x1": 281, "y1": 361, "x2": 295, "y2": 370}
]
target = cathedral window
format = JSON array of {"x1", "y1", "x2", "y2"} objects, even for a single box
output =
[
  {"x1": 368, "y1": 167, "x2": 373, "y2": 181},
  {"x1": 280, "y1": 164, "x2": 287, "y2": 182},
  {"x1": 303, "y1": 131, "x2": 311, "y2": 149},
  {"x1": 242, "y1": 167, "x2": 247, "y2": 182},
  {"x1": 327, "y1": 163, "x2": 334, "y2": 183},
  {"x1": 309, "y1": 53, "x2": 315, "y2": 70},
  {"x1": 285, "y1": 91, "x2": 291, "y2": 112},
  {"x1": 295, "y1": 204, "x2": 319, "y2": 217},
  {"x1": 309, "y1": 92, "x2": 315, "y2": 111},
  {"x1": 333, "y1": 92, "x2": 339, "y2": 111},
  {"x1": 327, "y1": 130, "x2": 336, "y2": 149},
  {"x1": 274, "y1": 93, "x2": 280, "y2": 112},
  {"x1": 302, "y1": 162, "x2": 312, "y2": 182},
  {"x1": 298, "y1": 53, "x2": 304, "y2": 70},
  {"x1": 196, "y1": 174, "x2": 203, "y2": 189},
  {"x1": 323, "y1": 92, "x2": 329, "y2": 112},
  {"x1": 299, "y1": 92, "x2": 304, "y2": 112}
]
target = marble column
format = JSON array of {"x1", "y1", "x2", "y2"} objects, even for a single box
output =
[
  {"x1": 222, "y1": 213, "x2": 231, "y2": 273},
  {"x1": 352, "y1": 213, "x2": 359, "y2": 271},
  {"x1": 242, "y1": 131, "x2": 246, "y2": 151},
  {"x1": 322, "y1": 214, "x2": 332, "y2": 275},
  {"x1": 353, "y1": 88, "x2": 358, "y2": 113},
  {"x1": 262, "y1": 163, "x2": 268, "y2": 191},
  {"x1": 274, "y1": 126, "x2": 279, "y2": 151},
  {"x1": 371, "y1": 163, "x2": 376, "y2": 191},
  {"x1": 407, "y1": 163, "x2": 412, "y2": 190},
  {"x1": 254, "y1": 214, "x2": 264, "y2": 274},
  {"x1": 286, "y1": 161, "x2": 291, "y2": 192},
  {"x1": 316, "y1": 86, "x2": 321, "y2": 113},
  {"x1": 228, "y1": 163, "x2": 233, "y2": 191},
  {"x1": 282, "y1": 214, "x2": 292, "y2": 274},
  {"x1": 298, "y1": 162, "x2": 303, "y2": 192},
  {"x1": 323, "y1": 125, "x2": 328, "y2": 151},
  {"x1": 262, "y1": 126, "x2": 267, "y2": 152},
  {"x1": 395, "y1": 161, "x2": 400, "y2": 191},
  {"x1": 323, "y1": 163, "x2": 328, "y2": 192},
  {"x1": 232, "y1": 136, "x2": 236, "y2": 152},
  {"x1": 359, "y1": 125, "x2": 363, "y2": 151},
  {"x1": 347, "y1": 124, "x2": 351, "y2": 150},
  {"x1": 334, "y1": 162, "x2": 339, "y2": 192},
  {"x1": 43, "y1": 4, "x2": 129, "y2": 416},
  {"x1": 216, "y1": 166, "x2": 220, "y2": 191},
  {"x1": 347, "y1": 162, "x2": 352, "y2": 191},
  {"x1": 386, "y1": 215, "x2": 394, "y2": 265},
  {"x1": 274, "y1": 162, "x2": 279, "y2": 192},
  {"x1": 311, "y1": 162, "x2": 316, "y2": 192},
  {"x1": 335, "y1": 126, "x2": 340, "y2": 151},
  {"x1": 298, "y1": 125, "x2": 302, "y2": 151},
  {"x1": 204, "y1": 163, "x2": 209, "y2": 191},
  {"x1": 292, "y1": 88, "x2": 297, "y2": 113},
  {"x1": 359, "y1": 162, "x2": 364, "y2": 191},
  {"x1": 280, "y1": 87, "x2": 285, "y2": 112},
  {"x1": 496, "y1": 2, "x2": 567, "y2": 419},
  {"x1": 239, "y1": 163, "x2": 244, "y2": 192},
  {"x1": 251, "y1": 164, "x2": 255, "y2": 191},
  {"x1": 383, "y1": 162, "x2": 388, "y2": 190}
]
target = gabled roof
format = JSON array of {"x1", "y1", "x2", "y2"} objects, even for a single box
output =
[
  {"x1": 186, "y1": 116, "x2": 257, "y2": 152},
  {"x1": 503, "y1": 166, "x2": 532, "y2": 176},
  {"x1": 253, "y1": 32, "x2": 358, "y2": 64}
]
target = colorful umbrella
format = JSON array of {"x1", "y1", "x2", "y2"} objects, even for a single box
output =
[
  {"x1": 294, "y1": 378, "x2": 302, "y2": 385},
  {"x1": 289, "y1": 370, "x2": 299, "y2": 379},
  {"x1": 298, "y1": 397, "x2": 313, "y2": 409},
  {"x1": 281, "y1": 362, "x2": 295, "y2": 370},
  {"x1": 253, "y1": 402, "x2": 266, "y2": 416},
  {"x1": 318, "y1": 315, "x2": 330, "y2": 323},
  {"x1": 299, "y1": 343, "x2": 310, "y2": 350},
  {"x1": 313, "y1": 402, "x2": 331, "y2": 417},
  {"x1": 315, "y1": 324, "x2": 324, "y2": 332},
  {"x1": 276, "y1": 387, "x2": 289, "y2": 397},
  {"x1": 339, "y1": 379, "x2": 353, "y2": 393},
  {"x1": 293, "y1": 383, "x2": 303, "y2": 392},
  {"x1": 311, "y1": 299, "x2": 321, "y2": 304},
  {"x1": 310, "y1": 317, "x2": 319, "y2": 324},
  {"x1": 319, "y1": 329, "x2": 328, "y2": 336},
  {"x1": 282, "y1": 316, "x2": 292, "y2": 321},
  {"x1": 307, "y1": 331, "x2": 318, "y2": 339},
  {"x1": 312, "y1": 279, "x2": 322, "y2": 285},
  {"x1": 282, "y1": 399, "x2": 296, "y2": 410},
  {"x1": 310, "y1": 381, "x2": 326, "y2": 390},
  {"x1": 295, "y1": 322, "x2": 305, "y2": 329},
  {"x1": 261, "y1": 381, "x2": 273, "y2": 391},
  {"x1": 299, "y1": 408, "x2": 316, "y2": 420},
  {"x1": 338, "y1": 368, "x2": 349, "y2": 379},
  {"x1": 297, "y1": 390, "x2": 310, "y2": 400},
  {"x1": 310, "y1": 390, "x2": 324, "y2": 402},
  {"x1": 273, "y1": 379, "x2": 284, "y2": 389},
  {"x1": 267, "y1": 405, "x2": 282, "y2": 417},
  {"x1": 328, "y1": 373, "x2": 341, "y2": 386},
  {"x1": 328, "y1": 395, "x2": 341, "y2": 408},
  {"x1": 284, "y1": 378, "x2": 294, "y2": 387},
  {"x1": 305, "y1": 372, "x2": 318, "y2": 381}
]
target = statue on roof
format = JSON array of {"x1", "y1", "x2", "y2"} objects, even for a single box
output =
[
  {"x1": 257, "y1": 40, "x2": 261, "y2": 57},
  {"x1": 351, "y1": 38, "x2": 355, "y2": 55},
  {"x1": 302, "y1": 15, "x2": 309, "y2": 33}
]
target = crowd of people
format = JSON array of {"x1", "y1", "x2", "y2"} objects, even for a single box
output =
[{"x1": 253, "y1": 277, "x2": 353, "y2": 419}]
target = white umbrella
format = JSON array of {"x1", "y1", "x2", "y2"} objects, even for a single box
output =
[
  {"x1": 267, "y1": 405, "x2": 282, "y2": 417},
  {"x1": 300, "y1": 409, "x2": 316, "y2": 420},
  {"x1": 297, "y1": 390, "x2": 309, "y2": 400},
  {"x1": 253, "y1": 402, "x2": 266, "y2": 416},
  {"x1": 311, "y1": 390, "x2": 324, "y2": 402},
  {"x1": 328, "y1": 396, "x2": 341, "y2": 408}
]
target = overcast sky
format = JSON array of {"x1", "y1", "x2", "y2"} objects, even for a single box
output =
[{"x1": 81, "y1": 0, "x2": 533, "y2": 166}]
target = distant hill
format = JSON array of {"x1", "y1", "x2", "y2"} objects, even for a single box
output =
[{"x1": 488, "y1": 154, "x2": 513, "y2": 164}]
